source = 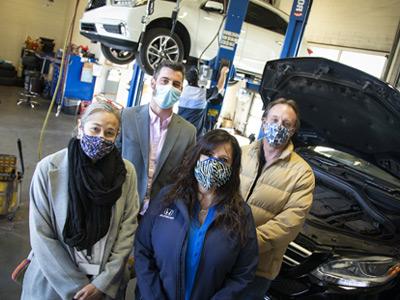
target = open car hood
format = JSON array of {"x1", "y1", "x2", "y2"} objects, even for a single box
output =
[{"x1": 259, "y1": 57, "x2": 400, "y2": 178}]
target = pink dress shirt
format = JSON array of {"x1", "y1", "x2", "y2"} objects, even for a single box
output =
[{"x1": 140, "y1": 106, "x2": 173, "y2": 215}]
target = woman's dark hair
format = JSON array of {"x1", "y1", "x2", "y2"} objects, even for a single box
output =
[{"x1": 164, "y1": 129, "x2": 249, "y2": 243}]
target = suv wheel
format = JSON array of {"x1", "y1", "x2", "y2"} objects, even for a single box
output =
[
  {"x1": 137, "y1": 28, "x2": 184, "y2": 75},
  {"x1": 100, "y1": 44, "x2": 136, "y2": 64}
]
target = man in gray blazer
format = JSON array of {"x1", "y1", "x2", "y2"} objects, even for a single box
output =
[{"x1": 117, "y1": 61, "x2": 196, "y2": 215}]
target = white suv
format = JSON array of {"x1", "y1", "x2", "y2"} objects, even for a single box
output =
[{"x1": 80, "y1": 0, "x2": 309, "y2": 75}]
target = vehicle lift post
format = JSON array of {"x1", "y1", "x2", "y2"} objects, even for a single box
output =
[
  {"x1": 126, "y1": 0, "x2": 155, "y2": 107},
  {"x1": 127, "y1": 62, "x2": 145, "y2": 107},
  {"x1": 247, "y1": 0, "x2": 313, "y2": 94},
  {"x1": 207, "y1": 0, "x2": 313, "y2": 131},
  {"x1": 280, "y1": 0, "x2": 313, "y2": 58},
  {"x1": 205, "y1": 0, "x2": 250, "y2": 129},
  {"x1": 209, "y1": 1, "x2": 249, "y2": 85},
  {"x1": 256, "y1": 0, "x2": 313, "y2": 138}
]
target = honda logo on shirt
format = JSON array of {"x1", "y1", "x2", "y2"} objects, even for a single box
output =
[{"x1": 160, "y1": 208, "x2": 175, "y2": 220}]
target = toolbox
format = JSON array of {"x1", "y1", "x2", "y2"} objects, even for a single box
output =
[{"x1": 0, "y1": 139, "x2": 24, "y2": 220}]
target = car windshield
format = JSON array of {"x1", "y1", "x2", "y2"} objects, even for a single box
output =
[{"x1": 310, "y1": 146, "x2": 400, "y2": 187}]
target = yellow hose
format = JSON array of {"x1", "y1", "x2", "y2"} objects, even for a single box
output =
[{"x1": 37, "y1": 0, "x2": 80, "y2": 160}]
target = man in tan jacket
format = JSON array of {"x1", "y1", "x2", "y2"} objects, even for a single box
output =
[{"x1": 240, "y1": 98, "x2": 315, "y2": 299}]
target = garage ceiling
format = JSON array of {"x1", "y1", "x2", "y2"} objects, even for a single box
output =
[{"x1": 276, "y1": 0, "x2": 400, "y2": 53}]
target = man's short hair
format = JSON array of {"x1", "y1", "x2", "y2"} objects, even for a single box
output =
[
  {"x1": 262, "y1": 98, "x2": 301, "y2": 132},
  {"x1": 153, "y1": 60, "x2": 185, "y2": 81}
]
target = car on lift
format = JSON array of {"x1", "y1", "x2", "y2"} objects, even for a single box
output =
[
  {"x1": 79, "y1": 0, "x2": 309, "y2": 75},
  {"x1": 259, "y1": 57, "x2": 400, "y2": 299}
]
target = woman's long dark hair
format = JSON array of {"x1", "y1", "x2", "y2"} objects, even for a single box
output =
[{"x1": 164, "y1": 129, "x2": 249, "y2": 243}]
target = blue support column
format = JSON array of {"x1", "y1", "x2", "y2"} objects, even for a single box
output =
[
  {"x1": 205, "y1": 0, "x2": 250, "y2": 131},
  {"x1": 210, "y1": 1, "x2": 249, "y2": 85},
  {"x1": 126, "y1": 62, "x2": 145, "y2": 107},
  {"x1": 256, "y1": 0, "x2": 313, "y2": 139},
  {"x1": 280, "y1": 0, "x2": 313, "y2": 58}
]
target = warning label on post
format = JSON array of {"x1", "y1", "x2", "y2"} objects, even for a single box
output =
[{"x1": 220, "y1": 30, "x2": 239, "y2": 51}]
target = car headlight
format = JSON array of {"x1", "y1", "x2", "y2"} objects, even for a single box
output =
[
  {"x1": 311, "y1": 256, "x2": 400, "y2": 288},
  {"x1": 111, "y1": 0, "x2": 146, "y2": 7}
]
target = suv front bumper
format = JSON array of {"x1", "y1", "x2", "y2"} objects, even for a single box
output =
[{"x1": 80, "y1": 30, "x2": 138, "y2": 51}]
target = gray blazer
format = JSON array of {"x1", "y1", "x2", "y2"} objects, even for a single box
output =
[
  {"x1": 21, "y1": 149, "x2": 140, "y2": 300},
  {"x1": 116, "y1": 104, "x2": 196, "y2": 203}
]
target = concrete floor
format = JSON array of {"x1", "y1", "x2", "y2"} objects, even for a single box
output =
[{"x1": 0, "y1": 85, "x2": 76, "y2": 299}]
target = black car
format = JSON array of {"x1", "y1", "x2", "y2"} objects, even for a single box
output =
[{"x1": 259, "y1": 57, "x2": 400, "y2": 299}]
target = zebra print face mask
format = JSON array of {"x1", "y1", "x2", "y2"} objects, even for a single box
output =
[{"x1": 194, "y1": 157, "x2": 232, "y2": 190}]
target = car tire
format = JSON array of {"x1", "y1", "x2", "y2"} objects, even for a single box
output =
[
  {"x1": 137, "y1": 28, "x2": 184, "y2": 75},
  {"x1": 100, "y1": 44, "x2": 136, "y2": 65}
]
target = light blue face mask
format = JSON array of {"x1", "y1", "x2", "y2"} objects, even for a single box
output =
[{"x1": 154, "y1": 84, "x2": 182, "y2": 109}]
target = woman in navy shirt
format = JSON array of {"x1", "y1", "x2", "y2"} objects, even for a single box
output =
[{"x1": 134, "y1": 129, "x2": 258, "y2": 300}]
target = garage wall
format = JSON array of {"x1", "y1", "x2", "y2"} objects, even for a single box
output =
[
  {"x1": 0, "y1": 0, "x2": 75, "y2": 65},
  {"x1": 0, "y1": 0, "x2": 99, "y2": 67},
  {"x1": 276, "y1": 0, "x2": 400, "y2": 53}
]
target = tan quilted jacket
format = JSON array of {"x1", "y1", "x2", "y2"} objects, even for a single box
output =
[{"x1": 240, "y1": 140, "x2": 315, "y2": 280}]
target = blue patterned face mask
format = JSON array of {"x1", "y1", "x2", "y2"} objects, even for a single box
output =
[
  {"x1": 194, "y1": 157, "x2": 232, "y2": 190},
  {"x1": 154, "y1": 84, "x2": 182, "y2": 109},
  {"x1": 263, "y1": 122, "x2": 291, "y2": 147},
  {"x1": 80, "y1": 134, "x2": 115, "y2": 160}
]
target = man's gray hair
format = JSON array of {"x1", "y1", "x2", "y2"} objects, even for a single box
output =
[{"x1": 262, "y1": 98, "x2": 301, "y2": 132}]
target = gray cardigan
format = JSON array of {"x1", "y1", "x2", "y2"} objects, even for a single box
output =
[{"x1": 21, "y1": 149, "x2": 140, "y2": 300}]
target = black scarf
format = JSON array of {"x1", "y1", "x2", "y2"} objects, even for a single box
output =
[{"x1": 63, "y1": 138, "x2": 127, "y2": 254}]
